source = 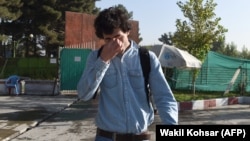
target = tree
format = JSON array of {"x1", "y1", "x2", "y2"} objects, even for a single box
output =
[
  {"x1": 211, "y1": 36, "x2": 226, "y2": 54},
  {"x1": 158, "y1": 32, "x2": 173, "y2": 45},
  {"x1": 172, "y1": 0, "x2": 228, "y2": 94},
  {"x1": 25, "y1": 0, "x2": 99, "y2": 56},
  {"x1": 173, "y1": 0, "x2": 227, "y2": 61},
  {"x1": 53, "y1": 0, "x2": 99, "y2": 46},
  {"x1": 241, "y1": 46, "x2": 250, "y2": 59},
  {"x1": 0, "y1": 0, "x2": 23, "y2": 40},
  {"x1": 0, "y1": 0, "x2": 23, "y2": 57},
  {"x1": 0, "y1": 0, "x2": 22, "y2": 22},
  {"x1": 0, "y1": 0, "x2": 99, "y2": 57},
  {"x1": 115, "y1": 4, "x2": 133, "y2": 19},
  {"x1": 224, "y1": 42, "x2": 239, "y2": 57},
  {"x1": 115, "y1": 4, "x2": 143, "y2": 43}
]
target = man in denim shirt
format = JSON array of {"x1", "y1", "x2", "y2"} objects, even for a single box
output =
[{"x1": 77, "y1": 6, "x2": 178, "y2": 141}]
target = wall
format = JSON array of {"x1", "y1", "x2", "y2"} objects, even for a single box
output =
[
  {"x1": 0, "y1": 80, "x2": 59, "y2": 95},
  {"x1": 64, "y1": 11, "x2": 139, "y2": 49}
]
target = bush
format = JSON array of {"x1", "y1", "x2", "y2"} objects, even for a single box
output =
[
  {"x1": 173, "y1": 90, "x2": 249, "y2": 102},
  {"x1": 0, "y1": 57, "x2": 57, "y2": 80}
]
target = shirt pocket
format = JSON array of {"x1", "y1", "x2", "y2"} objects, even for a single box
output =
[
  {"x1": 128, "y1": 70, "x2": 144, "y2": 89},
  {"x1": 103, "y1": 68, "x2": 117, "y2": 88}
]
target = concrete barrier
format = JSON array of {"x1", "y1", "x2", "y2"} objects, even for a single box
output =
[
  {"x1": 178, "y1": 96, "x2": 250, "y2": 111},
  {"x1": 0, "y1": 79, "x2": 59, "y2": 95}
]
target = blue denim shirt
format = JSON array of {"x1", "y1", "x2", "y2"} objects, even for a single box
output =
[{"x1": 77, "y1": 41, "x2": 178, "y2": 134}]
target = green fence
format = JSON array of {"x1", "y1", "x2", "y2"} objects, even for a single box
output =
[
  {"x1": 59, "y1": 47, "x2": 91, "y2": 94},
  {"x1": 0, "y1": 57, "x2": 57, "y2": 79},
  {"x1": 172, "y1": 51, "x2": 250, "y2": 94}
]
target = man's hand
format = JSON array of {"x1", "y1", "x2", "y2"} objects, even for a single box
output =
[{"x1": 100, "y1": 38, "x2": 124, "y2": 63}]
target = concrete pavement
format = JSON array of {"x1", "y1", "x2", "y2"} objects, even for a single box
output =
[
  {"x1": 1, "y1": 94, "x2": 250, "y2": 141},
  {"x1": 0, "y1": 95, "x2": 78, "y2": 141}
]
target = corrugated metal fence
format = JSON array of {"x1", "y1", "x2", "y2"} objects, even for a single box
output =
[{"x1": 59, "y1": 43, "x2": 94, "y2": 94}]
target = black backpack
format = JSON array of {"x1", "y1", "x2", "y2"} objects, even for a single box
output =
[{"x1": 93, "y1": 46, "x2": 151, "y2": 107}]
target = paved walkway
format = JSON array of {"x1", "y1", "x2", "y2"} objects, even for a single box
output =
[{"x1": 1, "y1": 95, "x2": 250, "y2": 141}]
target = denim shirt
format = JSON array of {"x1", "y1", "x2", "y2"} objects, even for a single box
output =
[{"x1": 77, "y1": 41, "x2": 178, "y2": 134}]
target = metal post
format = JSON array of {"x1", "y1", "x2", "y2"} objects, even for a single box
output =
[{"x1": 20, "y1": 80, "x2": 25, "y2": 94}]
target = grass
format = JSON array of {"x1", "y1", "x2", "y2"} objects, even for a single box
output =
[{"x1": 173, "y1": 90, "x2": 249, "y2": 102}]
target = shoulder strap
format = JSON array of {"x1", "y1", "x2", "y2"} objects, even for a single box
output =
[
  {"x1": 97, "y1": 46, "x2": 104, "y2": 58},
  {"x1": 139, "y1": 47, "x2": 150, "y2": 85},
  {"x1": 93, "y1": 46, "x2": 104, "y2": 99},
  {"x1": 139, "y1": 47, "x2": 151, "y2": 106}
]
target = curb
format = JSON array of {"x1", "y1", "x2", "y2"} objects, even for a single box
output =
[
  {"x1": 2, "y1": 98, "x2": 80, "y2": 141},
  {"x1": 3, "y1": 96, "x2": 250, "y2": 140},
  {"x1": 178, "y1": 96, "x2": 250, "y2": 111}
]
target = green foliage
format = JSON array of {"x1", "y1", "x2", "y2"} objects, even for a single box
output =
[
  {"x1": 173, "y1": 0, "x2": 228, "y2": 62},
  {"x1": 212, "y1": 41, "x2": 250, "y2": 59},
  {"x1": 158, "y1": 32, "x2": 173, "y2": 45},
  {"x1": 159, "y1": 1, "x2": 250, "y2": 60},
  {"x1": 159, "y1": 0, "x2": 228, "y2": 95},
  {"x1": 112, "y1": 4, "x2": 143, "y2": 43},
  {"x1": 115, "y1": 4, "x2": 133, "y2": 19},
  {"x1": 223, "y1": 42, "x2": 239, "y2": 57},
  {"x1": 0, "y1": 0, "x2": 99, "y2": 54},
  {"x1": 1, "y1": 58, "x2": 57, "y2": 79},
  {"x1": 0, "y1": 0, "x2": 22, "y2": 20},
  {"x1": 241, "y1": 46, "x2": 250, "y2": 59},
  {"x1": 173, "y1": 90, "x2": 247, "y2": 102}
]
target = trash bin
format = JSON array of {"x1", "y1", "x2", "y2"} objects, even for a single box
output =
[{"x1": 20, "y1": 80, "x2": 25, "y2": 94}]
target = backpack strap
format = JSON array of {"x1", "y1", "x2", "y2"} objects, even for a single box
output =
[
  {"x1": 139, "y1": 47, "x2": 151, "y2": 107},
  {"x1": 93, "y1": 46, "x2": 104, "y2": 99},
  {"x1": 97, "y1": 46, "x2": 104, "y2": 58}
]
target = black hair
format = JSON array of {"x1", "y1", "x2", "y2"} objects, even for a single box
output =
[{"x1": 94, "y1": 6, "x2": 131, "y2": 39}]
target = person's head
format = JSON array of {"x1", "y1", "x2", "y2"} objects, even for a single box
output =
[{"x1": 94, "y1": 6, "x2": 131, "y2": 40}]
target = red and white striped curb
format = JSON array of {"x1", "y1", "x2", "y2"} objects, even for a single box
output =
[{"x1": 178, "y1": 96, "x2": 250, "y2": 111}]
